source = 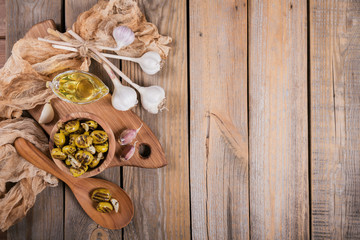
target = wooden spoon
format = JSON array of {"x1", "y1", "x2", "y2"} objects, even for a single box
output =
[{"x1": 14, "y1": 138, "x2": 134, "y2": 230}]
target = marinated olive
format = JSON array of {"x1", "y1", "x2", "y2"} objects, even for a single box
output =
[
  {"x1": 54, "y1": 132, "x2": 66, "y2": 147},
  {"x1": 85, "y1": 120, "x2": 98, "y2": 131},
  {"x1": 74, "y1": 126, "x2": 85, "y2": 134},
  {"x1": 69, "y1": 165, "x2": 88, "y2": 177},
  {"x1": 51, "y1": 148, "x2": 66, "y2": 161},
  {"x1": 65, "y1": 120, "x2": 80, "y2": 133},
  {"x1": 69, "y1": 133, "x2": 80, "y2": 146},
  {"x1": 75, "y1": 134, "x2": 93, "y2": 148},
  {"x1": 94, "y1": 142, "x2": 109, "y2": 153},
  {"x1": 91, "y1": 188, "x2": 112, "y2": 202},
  {"x1": 96, "y1": 202, "x2": 113, "y2": 213},
  {"x1": 62, "y1": 145, "x2": 77, "y2": 155},
  {"x1": 89, "y1": 152, "x2": 104, "y2": 168},
  {"x1": 60, "y1": 129, "x2": 70, "y2": 136},
  {"x1": 75, "y1": 150, "x2": 94, "y2": 165},
  {"x1": 90, "y1": 130, "x2": 108, "y2": 144}
]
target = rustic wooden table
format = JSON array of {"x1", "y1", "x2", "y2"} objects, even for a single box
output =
[{"x1": 1, "y1": 0, "x2": 360, "y2": 239}]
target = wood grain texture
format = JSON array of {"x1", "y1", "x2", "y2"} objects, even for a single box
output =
[
  {"x1": 249, "y1": 0, "x2": 309, "y2": 239},
  {"x1": 64, "y1": 1, "x2": 123, "y2": 239},
  {"x1": 0, "y1": 0, "x2": 5, "y2": 37},
  {"x1": 5, "y1": 1, "x2": 63, "y2": 239},
  {"x1": 5, "y1": 0, "x2": 61, "y2": 58},
  {"x1": 310, "y1": 0, "x2": 360, "y2": 238},
  {"x1": 190, "y1": 0, "x2": 249, "y2": 239},
  {"x1": 122, "y1": 0, "x2": 190, "y2": 239}
]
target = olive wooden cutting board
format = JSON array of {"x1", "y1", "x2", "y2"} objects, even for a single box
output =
[{"x1": 26, "y1": 20, "x2": 167, "y2": 169}]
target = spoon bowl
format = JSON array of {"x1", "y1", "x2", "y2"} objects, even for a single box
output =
[{"x1": 14, "y1": 137, "x2": 134, "y2": 229}]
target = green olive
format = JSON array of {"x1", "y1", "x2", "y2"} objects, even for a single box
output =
[
  {"x1": 96, "y1": 202, "x2": 113, "y2": 213},
  {"x1": 51, "y1": 148, "x2": 66, "y2": 160},
  {"x1": 69, "y1": 133, "x2": 80, "y2": 146},
  {"x1": 74, "y1": 126, "x2": 85, "y2": 134},
  {"x1": 65, "y1": 159, "x2": 71, "y2": 166},
  {"x1": 62, "y1": 145, "x2": 77, "y2": 155},
  {"x1": 65, "y1": 120, "x2": 80, "y2": 133},
  {"x1": 89, "y1": 157, "x2": 100, "y2": 168},
  {"x1": 94, "y1": 141, "x2": 108, "y2": 153},
  {"x1": 89, "y1": 152, "x2": 103, "y2": 168},
  {"x1": 75, "y1": 134, "x2": 93, "y2": 148},
  {"x1": 91, "y1": 130, "x2": 108, "y2": 144},
  {"x1": 69, "y1": 165, "x2": 88, "y2": 177},
  {"x1": 91, "y1": 188, "x2": 112, "y2": 202},
  {"x1": 85, "y1": 120, "x2": 98, "y2": 131},
  {"x1": 60, "y1": 129, "x2": 70, "y2": 136},
  {"x1": 53, "y1": 132, "x2": 66, "y2": 147},
  {"x1": 75, "y1": 150, "x2": 94, "y2": 165}
]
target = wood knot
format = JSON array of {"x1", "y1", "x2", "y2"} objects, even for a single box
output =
[{"x1": 90, "y1": 228, "x2": 109, "y2": 240}]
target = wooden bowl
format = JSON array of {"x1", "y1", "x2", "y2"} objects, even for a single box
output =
[{"x1": 49, "y1": 112, "x2": 116, "y2": 178}]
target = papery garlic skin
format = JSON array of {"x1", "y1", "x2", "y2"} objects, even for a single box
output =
[
  {"x1": 118, "y1": 123, "x2": 143, "y2": 145},
  {"x1": 111, "y1": 84, "x2": 138, "y2": 111},
  {"x1": 139, "y1": 86, "x2": 166, "y2": 114},
  {"x1": 120, "y1": 141, "x2": 138, "y2": 161},
  {"x1": 139, "y1": 51, "x2": 162, "y2": 75},
  {"x1": 112, "y1": 26, "x2": 135, "y2": 49},
  {"x1": 39, "y1": 102, "x2": 55, "y2": 124}
]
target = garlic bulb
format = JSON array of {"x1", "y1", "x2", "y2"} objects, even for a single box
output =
[
  {"x1": 137, "y1": 51, "x2": 162, "y2": 75},
  {"x1": 102, "y1": 51, "x2": 163, "y2": 75},
  {"x1": 39, "y1": 102, "x2": 55, "y2": 124},
  {"x1": 98, "y1": 26, "x2": 135, "y2": 51},
  {"x1": 102, "y1": 62, "x2": 138, "y2": 111},
  {"x1": 112, "y1": 82, "x2": 138, "y2": 111},
  {"x1": 138, "y1": 85, "x2": 166, "y2": 114}
]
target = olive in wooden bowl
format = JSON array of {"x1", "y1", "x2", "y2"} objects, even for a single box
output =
[{"x1": 49, "y1": 112, "x2": 116, "y2": 178}]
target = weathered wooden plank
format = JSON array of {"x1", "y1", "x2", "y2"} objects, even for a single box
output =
[
  {"x1": 310, "y1": 0, "x2": 360, "y2": 238},
  {"x1": 64, "y1": 1, "x2": 122, "y2": 239},
  {"x1": 0, "y1": 39, "x2": 5, "y2": 68},
  {"x1": 0, "y1": 0, "x2": 5, "y2": 37},
  {"x1": 122, "y1": 0, "x2": 190, "y2": 239},
  {"x1": 5, "y1": 0, "x2": 61, "y2": 58},
  {"x1": 190, "y1": 0, "x2": 249, "y2": 239},
  {"x1": 5, "y1": 1, "x2": 63, "y2": 239},
  {"x1": 249, "y1": 0, "x2": 309, "y2": 239}
]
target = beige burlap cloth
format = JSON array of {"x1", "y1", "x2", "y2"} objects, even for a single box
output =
[{"x1": 0, "y1": 0, "x2": 171, "y2": 231}]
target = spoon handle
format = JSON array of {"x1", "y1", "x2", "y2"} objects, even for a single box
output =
[{"x1": 14, "y1": 138, "x2": 73, "y2": 185}]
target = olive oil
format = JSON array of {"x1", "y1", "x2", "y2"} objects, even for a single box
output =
[{"x1": 50, "y1": 71, "x2": 109, "y2": 104}]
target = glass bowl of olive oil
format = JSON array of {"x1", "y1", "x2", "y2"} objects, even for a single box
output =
[{"x1": 48, "y1": 70, "x2": 109, "y2": 104}]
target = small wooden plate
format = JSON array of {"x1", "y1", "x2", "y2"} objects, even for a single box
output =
[{"x1": 49, "y1": 112, "x2": 117, "y2": 178}]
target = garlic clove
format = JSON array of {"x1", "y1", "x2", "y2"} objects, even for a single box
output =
[
  {"x1": 120, "y1": 141, "x2": 138, "y2": 161},
  {"x1": 139, "y1": 85, "x2": 166, "y2": 114},
  {"x1": 111, "y1": 84, "x2": 138, "y2": 111},
  {"x1": 39, "y1": 102, "x2": 55, "y2": 124},
  {"x1": 68, "y1": 154, "x2": 81, "y2": 168},
  {"x1": 110, "y1": 198, "x2": 120, "y2": 213},
  {"x1": 112, "y1": 26, "x2": 135, "y2": 49},
  {"x1": 139, "y1": 51, "x2": 162, "y2": 75},
  {"x1": 118, "y1": 123, "x2": 143, "y2": 145}
]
